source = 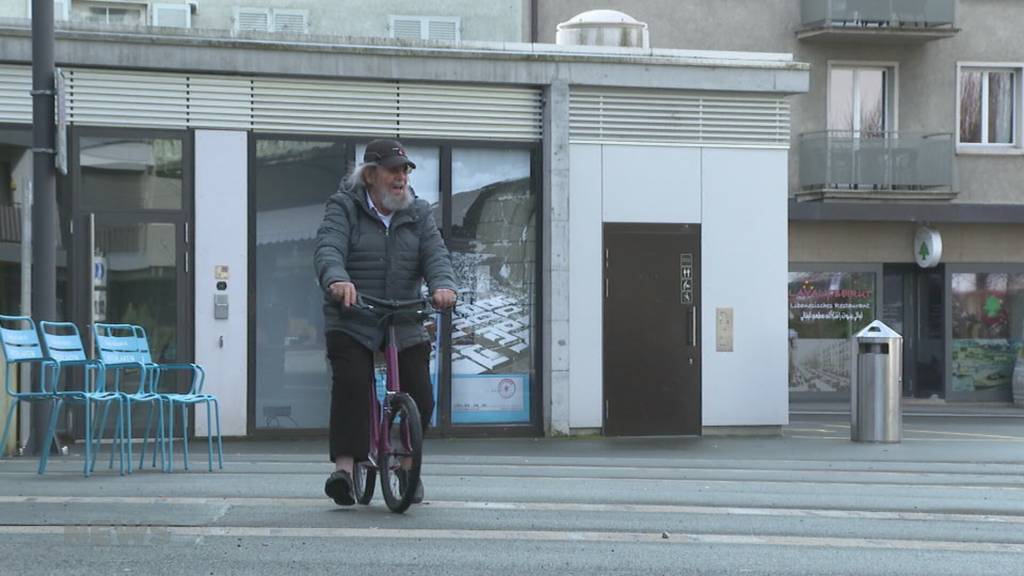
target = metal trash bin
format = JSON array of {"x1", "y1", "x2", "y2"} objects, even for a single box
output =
[{"x1": 850, "y1": 320, "x2": 902, "y2": 443}]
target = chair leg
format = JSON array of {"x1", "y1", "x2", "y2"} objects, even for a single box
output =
[
  {"x1": 157, "y1": 400, "x2": 166, "y2": 472},
  {"x1": 205, "y1": 400, "x2": 214, "y2": 472},
  {"x1": 166, "y1": 401, "x2": 174, "y2": 473},
  {"x1": 94, "y1": 401, "x2": 113, "y2": 473},
  {"x1": 83, "y1": 399, "x2": 92, "y2": 478},
  {"x1": 181, "y1": 403, "x2": 190, "y2": 472},
  {"x1": 0, "y1": 401, "x2": 18, "y2": 459},
  {"x1": 112, "y1": 401, "x2": 125, "y2": 477},
  {"x1": 124, "y1": 398, "x2": 133, "y2": 475},
  {"x1": 213, "y1": 399, "x2": 223, "y2": 470},
  {"x1": 140, "y1": 402, "x2": 154, "y2": 470},
  {"x1": 39, "y1": 399, "x2": 61, "y2": 475}
]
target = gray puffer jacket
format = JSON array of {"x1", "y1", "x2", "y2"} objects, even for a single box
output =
[{"x1": 314, "y1": 182, "x2": 456, "y2": 351}]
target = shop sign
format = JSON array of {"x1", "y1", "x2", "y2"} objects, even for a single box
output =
[{"x1": 914, "y1": 226, "x2": 942, "y2": 268}]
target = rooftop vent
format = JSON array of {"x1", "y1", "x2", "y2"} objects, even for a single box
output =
[{"x1": 555, "y1": 9, "x2": 650, "y2": 49}]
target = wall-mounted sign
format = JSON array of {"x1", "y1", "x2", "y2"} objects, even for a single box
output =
[
  {"x1": 914, "y1": 226, "x2": 942, "y2": 268},
  {"x1": 716, "y1": 307, "x2": 733, "y2": 352},
  {"x1": 679, "y1": 253, "x2": 693, "y2": 305}
]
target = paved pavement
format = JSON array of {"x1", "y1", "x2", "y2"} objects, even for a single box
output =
[{"x1": 1, "y1": 413, "x2": 1023, "y2": 575}]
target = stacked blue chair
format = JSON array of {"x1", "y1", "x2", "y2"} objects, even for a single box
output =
[
  {"x1": 0, "y1": 315, "x2": 59, "y2": 474},
  {"x1": 93, "y1": 323, "x2": 166, "y2": 475},
  {"x1": 135, "y1": 326, "x2": 223, "y2": 472},
  {"x1": 38, "y1": 321, "x2": 124, "y2": 477}
]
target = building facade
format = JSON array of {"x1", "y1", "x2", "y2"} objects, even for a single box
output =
[
  {"x1": 2, "y1": 0, "x2": 528, "y2": 42},
  {"x1": 0, "y1": 6, "x2": 808, "y2": 450},
  {"x1": 539, "y1": 0, "x2": 1024, "y2": 405}
]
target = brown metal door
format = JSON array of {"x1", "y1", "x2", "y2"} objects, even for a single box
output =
[{"x1": 603, "y1": 223, "x2": 701, "y2": 436}]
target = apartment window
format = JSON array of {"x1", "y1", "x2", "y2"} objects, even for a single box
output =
[
  {"x1": 828, "y1": 65, "x2": 894, "y2": 134},
  {"x1": 388, "y1": 15, "x2": 460, "y2": 42},
  {"x1": 234, "y1": 7, "x2": 308, "y2": 34},
  {"x1": 74, "y1": 2, "x2": 146, "y2": 25},
  {"x1": 958, "y1": 66, "x2": 1021, "y2": 148},
  {"x1": 151, "y1": 3, "x2": 191, "y2": 28}
]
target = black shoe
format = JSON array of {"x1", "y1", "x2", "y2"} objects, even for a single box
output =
[
  {"x1": 325, "y1": 470, "x2": 356, "y2": 506},
  {"x1": 411, "y1": 478, "x2": 424, "y2": 504},
  {"x1": 398, "y1": 470, "x2": 424, "y2": 504}
]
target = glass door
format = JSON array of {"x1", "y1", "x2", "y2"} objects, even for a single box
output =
[{"x1": 69, "y1": 129, "x2": 193, "y2": 440}]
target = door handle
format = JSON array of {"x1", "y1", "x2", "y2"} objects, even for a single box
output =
[{"x1": 687, "y1": 307, "x2": 696, "y2": 347}]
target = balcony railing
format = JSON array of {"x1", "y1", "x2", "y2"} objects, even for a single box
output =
[
  {"x1": 798, "y1": 131, "x2": 955, "y2": 200},
  {"x1": 799, "y1": 0, "x2": 958, "y2": 42}
]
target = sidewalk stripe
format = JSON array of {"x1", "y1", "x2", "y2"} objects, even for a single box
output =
[
  {"x1": 0, "y1": 524, "x2": 1021, "y2": 553},
  {"x1": 2, "y1": 495, "x2": 1023, "y2": 525}
]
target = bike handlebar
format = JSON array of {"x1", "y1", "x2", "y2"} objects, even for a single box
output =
[{"x1": 356, "y1": 294, "x2": 433, "y2": 311}]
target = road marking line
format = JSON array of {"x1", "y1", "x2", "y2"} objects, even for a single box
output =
[
  {"x1": 2, "y1": 496, "x2": 1023, "y2": 525},
  {"x1": 0, "y1": 524, "x2": 1021, "y2": 553}
]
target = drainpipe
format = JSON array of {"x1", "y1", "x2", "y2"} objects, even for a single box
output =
[{"x1": 530, "y1": 0, "x2": 538, "y2": 43}]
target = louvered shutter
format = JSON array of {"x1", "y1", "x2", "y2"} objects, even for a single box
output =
[
  {"x1": 235, "y1": 7, "x2": 270, "y2": 33},
  {"x1": 0, "y1": 65, "x2": 32, "y2": 124},
  {"x1": 272, "y1": 10, "x2": 307, "y2": 34},
  {"x1": 0, "y1": 65, "x2": 541, "y2": 142},
  {"x1": 390, "y1": 17, "x2": 423, "y2": 40},
  {"x1": 570, "y1": 87, "x2": 791, "y2": 148},
  {"x1": 426, "y1": 19, "x2": 459, "y2": 42}
]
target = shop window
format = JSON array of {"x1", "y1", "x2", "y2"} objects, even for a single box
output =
[
  {"x1": 449, "y1": 148, "x2": 534, "y2": 423},
  {"x1": 788, "y1": 271, "x2": 877, "y2": 393},
  {"x1": 79, "y1": 136, "x2": 183, "y2": 210},
  {"x1": 951, "y1": 273, "x2": 1024, "y2": 393},
  {"x1": 253, "y1": 138, "x2": 349, "y2": 430}
]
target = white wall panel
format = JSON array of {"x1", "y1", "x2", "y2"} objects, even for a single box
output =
[
  {"x1": 194, "y1": 130, "x2": 248, "y2": 436},
  {"x1": 567, "y1": 144, "x2": 603, "y2": 428},
  {"x1": 700, "y1": 148, "x2": 789, "y2": 427},
  {"x1": 601, "y1": 145, "x2": 701, "y2": 224}
]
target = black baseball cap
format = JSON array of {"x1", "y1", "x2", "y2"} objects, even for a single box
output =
[{"x1": 363, "y1": 139, "x2": 416, "y2": 169}]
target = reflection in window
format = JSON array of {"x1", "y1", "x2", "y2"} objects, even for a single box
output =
[
  {"x1": 788, "y1": 271, "x2": 876, "y2": 393},
  {"x1": 828, "y1": 67, "x2": 887, "y2": 134},
  {"x1": 254, "y1": 139, "x2": 349, "y2": 430},
  {"x1": 450, "y1": 148, "x2": 534, "y2": 424},
  {"x1": 951, "y1": 273, "x2": 1024, "y2": 393},
  {"x1": 960, "y1": 69, "x2": 1016, "y2": 145},
  {"x1": 93, "y1": 222, "x2": 178, "y2": 362},
  {"x1": 80, "y1": 137, "x2": 183, "y2": 210}
]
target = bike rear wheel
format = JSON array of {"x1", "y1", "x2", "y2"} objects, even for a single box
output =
[
  {"x1": 378, "y1": 393, "x2": 423, "y2": 513},
  {"x1": 354, "y1": 460, "x2": 376, "y2": 505}
]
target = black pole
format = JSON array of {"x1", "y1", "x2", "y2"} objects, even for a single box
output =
[{"x1": 27, "y1": 0, "x2": 57, "y2": 455}]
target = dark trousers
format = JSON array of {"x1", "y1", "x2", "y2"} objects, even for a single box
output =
[{"x1": 326, "y1": 331, "x2": 433, "y2": 463}]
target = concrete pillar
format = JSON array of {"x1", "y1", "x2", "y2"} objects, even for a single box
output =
[{"x1": 543, "y1": 80, "x2": 571, "y2": 435}]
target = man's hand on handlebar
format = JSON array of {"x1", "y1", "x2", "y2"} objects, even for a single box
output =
[
  {"x1": 328, "y1": 281, "x2": 357, "y2": 308},
  {"x1": 432, "y1": 288, "x2": 457, "y2": 310}
]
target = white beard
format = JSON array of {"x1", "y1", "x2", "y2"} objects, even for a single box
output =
[{"x1": 379, "y1": 187, "x2": 413, "y2": 212}]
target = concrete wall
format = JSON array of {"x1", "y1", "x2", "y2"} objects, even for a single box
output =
[
  {"x1": 538, "y1": 0, "x2": 1024, "y2": 206},
  {"x1": 8, "y1": 0, "x2": 526, "y2": 42},
  {"x1": 700, "y1": 148, "x2": 789, "y2": 427},
  {"x1": 568, "y1": 144, "x2": 789, "y2": 429},
  {"x1": 194, "y1": 130, "x2": 248, "y2": 437}
]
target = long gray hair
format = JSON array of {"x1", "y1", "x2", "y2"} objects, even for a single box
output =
[{"x1": 344, "y1": 161, "x2": 380, "y2": 191}]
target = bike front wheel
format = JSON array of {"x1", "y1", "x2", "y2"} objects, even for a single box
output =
[{"x1": 378, "y1": 393, "x2": 423, "y2": 513}]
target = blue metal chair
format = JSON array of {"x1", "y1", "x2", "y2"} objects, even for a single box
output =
[
  {"x1": 0, "y1": 315, "x2": 59, "y2": 474},
  {"x1": 93, "y1": 323, "x2": 166, "y2": 474},
  {"x1": 135, "y1": 326, "x2": 223, "y2": 472},
  {"x1": 37, "y1": 321, "x2": 124, "y2": 477}
]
